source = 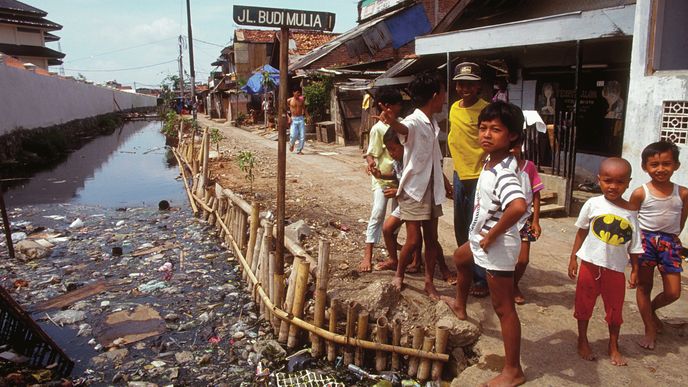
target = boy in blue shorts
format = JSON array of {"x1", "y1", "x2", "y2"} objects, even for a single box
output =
[{"x1": 629, "y1": 141, "x2": 688, "y2": 350}]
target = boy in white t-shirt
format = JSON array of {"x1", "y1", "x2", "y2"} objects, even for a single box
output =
[{"x1": 568, "y1": 157, "x2": 643, "y2": 366}]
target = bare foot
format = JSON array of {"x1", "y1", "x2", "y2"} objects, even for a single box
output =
[
  {"x1": 609, "y1": 348, "x2": 627, "y2": 366},
  {"x1": 482, "y1": 368, "x2": 526, "y2": 387},
  {"x1": 653, "y1": 312, "x2": 663, "y2": 334},
  {"x1": 424, "y1": 282, "x2": 441, "y2": 301},
  {"x1": 391, "y1": 276, "x2": 404, "y2": 291},
  {"x1": 514, "y1": 286, "x2": 525, "y2": 305},
  {"x1": 441, "y1": 295, "x2": 467, "y2": 320},
  {"x1": 638, "y1": 335, "x2": 656, "y2": 350},
  {"x1": 374, "y1": 259, "x2": 397, "y2": 271},
  {"x1": 577, "y1": 339, "x2": 596, "y2": 361},
  {"x1": 358, "y1": 257, "x2": 372, "y2": 273}
]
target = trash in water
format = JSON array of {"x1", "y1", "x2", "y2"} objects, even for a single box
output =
[
  {"x1": 69, "y1": 218, "x2": 84, "y2": 228},
  {"x1": 158, "y1": 200, "x2": 170, "y2": 211},
  {"x1": 94, "y1": 304, "x2": 165, "y2": 347},
  {"x1": 275, "y1": 369, "x2": 345, "y2": 387}
]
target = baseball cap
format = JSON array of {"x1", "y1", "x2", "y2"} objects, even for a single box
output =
[{"x1": 453, "y1": 62, "x2": 481, "y2": 81}]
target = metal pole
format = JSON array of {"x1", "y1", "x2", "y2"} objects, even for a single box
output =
[
  {"x1": 186, "y1": 0, "x2": 197, "y2": 120},
  {"x1": 566, "y1": 40, "x2": 582, "y2": 215},
  {"x1": 0, "y1": 184, "x2": 14, "y2": 259},
  {"x1": 276, "y1": 27, "x2": 288, "y2": 302}
]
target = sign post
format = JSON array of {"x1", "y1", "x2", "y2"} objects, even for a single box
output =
[{"x1": 233, "y1": 5, "x2": 335, "y2": 331}]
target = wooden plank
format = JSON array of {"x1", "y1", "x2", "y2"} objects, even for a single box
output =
[{"x1": 31, "y1": 279, "x2": 128, "y2": 312}]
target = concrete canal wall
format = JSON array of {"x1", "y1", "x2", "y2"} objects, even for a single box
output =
[{"x1": 0, "y1": 64, "x2": 157, "y2": 135}]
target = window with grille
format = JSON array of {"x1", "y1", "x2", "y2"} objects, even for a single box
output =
[{"x1": 661, "y1": 101, "x2": 688, "y2": 144}]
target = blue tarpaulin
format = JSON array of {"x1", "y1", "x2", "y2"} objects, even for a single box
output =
[
  {"x1": 384, "y1": 4, "x2": 431, "y2": 49},
  {"x1": 241, "y1": 64, "x2": 280, "y2": 95}
]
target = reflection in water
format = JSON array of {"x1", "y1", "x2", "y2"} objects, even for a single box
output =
[{"x1": 5, "y1": 121, "x2": 185, "y2": 208}]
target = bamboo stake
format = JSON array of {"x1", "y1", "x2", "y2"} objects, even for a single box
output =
[
  {"x1": 238, "y1": 211, "x2": 247, "y2": 251},
  {"x1": 408, "y1": 326, "x2": 425, "y2": 377},
  {"x1": 287, "y1": 260, "x2": 310, "y2": 349},
  {"x1": 431, "y1": 324, "x2": 450, "y2": 381},
  {"x1": 260, "y1": 226, "x2": 271, "y2": 319},
  {"x1": 224, "y1": 223, "x2": 449, "y2": 362},
  {"x1": 272, "y1": 270, "x2": 284, "y2": 336},
  {"x1": 279, "y1": 256, "x2": 304, "y2": 343},
  {"x1": 327, "y1": 298, "x2": 339, "y2": 362},
  {"x1": 208, "y1": 196, "x2": 218, "y2": 226},
  {"x1": 248, "y1": 227, "x2": 264, "y2": 293},
  {"x1": 311, "y1": 240, "x2": 330, "y2": 358},
  {"x1": 201, "y1": 191, "x2": 212, "y2": 221},
  {"x1": 354, "y1": 311, "x2": 369, "y2": 366},
  {"x1": 244, "y1": 203, "x2": 260, "y2": 281},
  {"x1": 375, "y1": 316, "x2": 389, "y2": 372},
  {"x1": 171, "y1": 148, "x2": 198, "y2": 215},
  {"x1": 343, "y1": 301, "x2": 358, "y2": 365},
  {"x1": 217, "y1": 198, "x2": 226, "y2": 238},
  {"x1": 268, "y1": 252, "x2": 279, "y2": 333},
  {"x1": 417, "y1": 336, "x2": 435, "y2": 382},
  {"x1": 223, "y1": 203, "x2": 233, "y2": 245},
  {"x1": 391, "y1": 318, "x2": 402, "y2": 371}
]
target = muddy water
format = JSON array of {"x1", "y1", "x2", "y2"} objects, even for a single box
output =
[{"x1": 4, "y1": 120, "x2": 185, "y2": 208}]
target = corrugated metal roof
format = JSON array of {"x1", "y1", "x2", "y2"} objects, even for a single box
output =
[{"x1": 289, "y1": 6, "x2": 408, "y2": 71}]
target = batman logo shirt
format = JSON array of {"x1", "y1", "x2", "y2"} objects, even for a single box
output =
[{"x1": 591, "y1": 214, "x2": 633, "y2": 246}]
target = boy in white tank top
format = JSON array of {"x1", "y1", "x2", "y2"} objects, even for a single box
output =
[{"x1": 629, "y1": 141, "x2": 688, "y2": 350}]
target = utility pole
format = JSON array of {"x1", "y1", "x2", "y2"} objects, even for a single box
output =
[
  {"x1": 178, "y1": 35, "x2": 185, "y2": 103},
  {"x1": 186, "y1": 0, "x2": 197, "y2": 120}
]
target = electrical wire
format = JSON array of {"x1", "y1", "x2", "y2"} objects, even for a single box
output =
[
  {"x1": 63, "y1": 36, "x2": 177, "y2": 63},
  {"x1": 64, "y1": 59, "x2": 178, "y2": 72}
]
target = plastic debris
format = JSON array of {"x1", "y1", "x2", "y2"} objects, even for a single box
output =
[
  {"x1": 69, "y1": 218, "x2": 84, "y2": 228},
  {"x1": 275, "y1": 370, "x2": 345, "y2": 387}
]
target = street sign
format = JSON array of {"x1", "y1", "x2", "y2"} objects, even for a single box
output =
[{"x1": 233, "y1": 5, "x2": 335, "y2": 31}]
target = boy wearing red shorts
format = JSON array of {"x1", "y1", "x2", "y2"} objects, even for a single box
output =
[{"x1": 568, "y1": 157, "x2": 643, "y2": 366}]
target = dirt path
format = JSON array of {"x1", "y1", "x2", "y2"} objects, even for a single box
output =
[{"x1": 200, "y1": 117, "x2": 688, "y2": 386}]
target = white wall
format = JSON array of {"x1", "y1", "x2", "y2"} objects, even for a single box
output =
[
  {"x1": 623, "y1": 0, "x2": 688, "y2": 240},
  {"x1": 0, "y1": 65, "x2": 157, "y2": 135}
]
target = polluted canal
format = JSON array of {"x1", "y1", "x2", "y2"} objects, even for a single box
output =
[{"x1": 0, "y1": 120, "x2": 334, "y2": 386}]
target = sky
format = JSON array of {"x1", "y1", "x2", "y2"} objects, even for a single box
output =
[{"x1": 30, "y1": 0, "x2": 358, "y2": 88}]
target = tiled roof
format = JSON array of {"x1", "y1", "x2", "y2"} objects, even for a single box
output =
[
  {"x1": 234, "y1": 29, "x2": 276, "y2": 44},
  {"x1": 0, "y1": 0, "x2": 46, "y2": 16},
  {"x1": 0, "y1": 43, "x2": 64, "y2": 59},
  {"x1": 0, "y1": 52, "x2": 51, "y2": 75},
  {"x1": 288, "y1": 30, "x2": 339, "y2": 55}
]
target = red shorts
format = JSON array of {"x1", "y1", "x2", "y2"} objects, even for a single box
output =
[{"x1": 574, "y1": 260, "x2": 625, "y2": 326}]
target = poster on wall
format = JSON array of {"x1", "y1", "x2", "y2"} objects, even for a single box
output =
[{"x1": 534, "y1": 75, "x2": 627, "y2": 158}]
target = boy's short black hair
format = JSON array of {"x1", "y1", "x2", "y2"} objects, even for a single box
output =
[
  {"x1": 383, "y1": 127, "x2": 401, "y2": 146},
  {"x1": 641, "y1": 140, "x2": 680, "y2": 165},
  {"x1": 408, "y1": 71, "x2": 444, "y2": 108},
  {"x1": 478, "y1": 101, "x2": 524, "y2": 146},
  {"x1": 374, "y1": 88, "x2": 402, "y2": 106}
]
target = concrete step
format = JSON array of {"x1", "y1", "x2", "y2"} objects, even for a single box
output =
[{"x1": 540, "y1": 203, "x2": 566, "y2": 216}]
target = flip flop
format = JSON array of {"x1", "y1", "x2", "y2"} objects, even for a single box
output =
[
  {"x1": 469, "y1": 286, "x2": 489, "y2": 298},
  {"x1": 443, "y1": 273, "x2": 458, "y2": 285}
]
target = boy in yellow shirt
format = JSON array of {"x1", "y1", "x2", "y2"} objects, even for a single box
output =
[{"x1": 448, "y1": 62, "x2": 490, "y2": 297}]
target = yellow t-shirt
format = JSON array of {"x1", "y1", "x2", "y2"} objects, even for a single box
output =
[
  {"x1": 366, "y1": 121, "x2": 397, "y2": 191},
  {"x1": 448, "y1": 99, "x2": 489, "y2": 180}
]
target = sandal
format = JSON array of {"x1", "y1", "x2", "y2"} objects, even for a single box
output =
[
  {"x1": 469, "y1": 286, "x2": 489, "y2": 298},
  {"x1": 444, "y1": 273, "x2": 458, "y2": 286}
]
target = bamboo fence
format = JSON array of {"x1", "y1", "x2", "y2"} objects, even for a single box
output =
[{"x1": 172, "y1": 126, "x2": 450, "y2": 376}]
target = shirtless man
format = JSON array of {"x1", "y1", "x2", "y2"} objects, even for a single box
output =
[{"x1": 288, "y1": 89, "x2": 306, "y2": 154}]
